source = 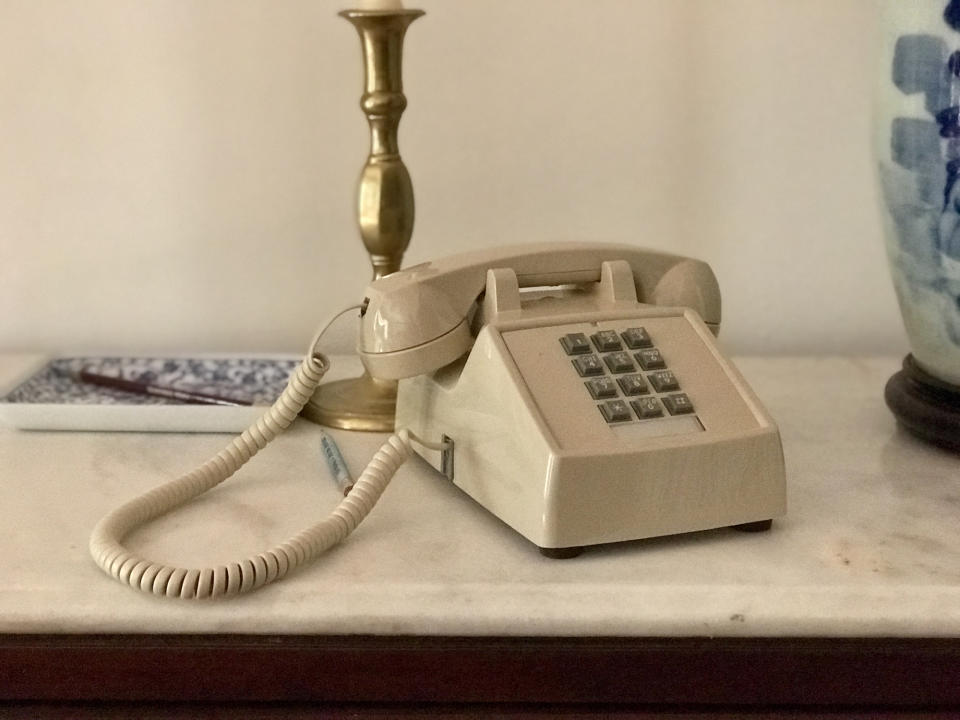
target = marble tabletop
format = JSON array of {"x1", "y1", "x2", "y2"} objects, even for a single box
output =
[{"x1": 0, "y1": 354, "x2": 957, "y2": 638}]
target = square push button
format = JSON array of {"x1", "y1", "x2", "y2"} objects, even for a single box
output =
[
  {"x1": 621, "y1": 327, "x2": 653, "y2": 349},
  {"x1": 603, "y1": 351, "x2": 635, "y2": 374},
  {"x1": 560, "y1": 333, "x2": 591, "y2": 355},
  {"x1": 572, "y1": 355, "x2": 605, "y2": 377},
  {"x1": 648, "y1": 370, "x2": 680, "y2": 393},
  {"x1": 663, "y1": 393, "x2": 695, "y2": 415},
  {"x1": 591, "y1": 330, "x2": 622, "y2": 352},
  {"x1": 635, "y1": 348, "x2": 666, "y2": 370},
  {"x1": 599, "y1": 399, "x2": 632, "y2": 423},
  {"x1": 585, "y1": 377, "x2": 618, "y2": 399},
  {"x1": 617, "y1": 374, "x2": 648, "y2": 396},
  {"x1": 630, "y1": 397, "x2": 663, "y2": 419}
]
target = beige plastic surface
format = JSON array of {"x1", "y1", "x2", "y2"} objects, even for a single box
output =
[
  {"x1": 359, "y1": 242, "x2": 721, "y2": 379},
  {"x1": 395, "y1": 257, "x2": 785, "y2": 551}
]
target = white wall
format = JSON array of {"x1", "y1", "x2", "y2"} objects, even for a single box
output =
[{"x1": 0, "y1": 0, "x2": 905, "y2": 357}]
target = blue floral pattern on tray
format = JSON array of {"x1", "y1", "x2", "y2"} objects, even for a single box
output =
[{"x1": 1, "y1": 357, "x2": 300, "y2": 406}]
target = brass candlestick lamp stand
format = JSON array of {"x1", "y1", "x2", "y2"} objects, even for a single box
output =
[{"x1": 301, "y1": 7, "x2": 423, "y2": 431}]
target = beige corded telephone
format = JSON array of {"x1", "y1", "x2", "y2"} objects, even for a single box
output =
[
  {"x1": 90, "y1": 242, "x2": 786, "y2": 597},
  {"x1": 359, "y1": 242, "x2": 785, "y2": 557}
]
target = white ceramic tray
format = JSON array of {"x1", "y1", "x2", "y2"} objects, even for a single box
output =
[{"x1": 0, "y1": 356, "x2": 300, "y2": 433}]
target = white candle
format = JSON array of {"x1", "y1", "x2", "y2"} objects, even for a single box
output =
[{"x1": 356, "y1": 0, "x2": 404, "y2": 9}]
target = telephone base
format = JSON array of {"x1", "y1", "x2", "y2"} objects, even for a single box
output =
[
  {"x1": 731, "y1": 519, "x2": 773, "y2": 533},
  {"x1": 539, "y1": 521, "x2": 773, "y2": 558},
  {"x1": 301, "y1": 372, "x2": 397, "y2": 432},
  {"x1": 539, "y1": 546, "x2": 584, "y2": 559},
  {"x1": 399, "y1": 309, "x2": 786, "y2": 553}
]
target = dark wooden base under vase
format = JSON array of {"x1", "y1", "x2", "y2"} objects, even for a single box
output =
[{"x1": 885, "y1": 354, "x2": 960, "y2": 453}]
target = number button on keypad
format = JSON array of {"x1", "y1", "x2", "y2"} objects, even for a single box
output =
[
  {"x1": 572, "y1": 354, "x2": 605, "y2": 377},
  {"x1": 617, "y1": 374, "x2": 648, "y2": 396},
  {"x1": 603, "y1": 351, "x2": 635, "y2": 374},
  {"x1": 621, "y1": 327, "x2": 653, "y2": 349},
  {"x1": 585, "y1": 377, "x2": 618, "y2": 399},
  {"x1": 560, "y1": 333, "x2": 591, "y2": 355},
  {"x1": 648, "y1": 370, "x2": 680, "y2": 393},
  {"x1": 591, "y1": 330, "x2": 622, "y2": 352},
  {"x1": 630, "y1": 397, "x2": 664, "y2": 419},
  {"x1": 635, "y1": 348, "x2": 666, "y2": 370}
]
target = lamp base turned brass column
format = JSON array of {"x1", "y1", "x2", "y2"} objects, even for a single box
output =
[
  {"x1": 301, "y1": 373, "x2": 397, "y2": 432},
  {"x1": 300, "y1": 8, "x2": 422, "y2": 432}
]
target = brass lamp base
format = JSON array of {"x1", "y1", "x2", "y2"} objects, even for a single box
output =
[
  {"x1": 301, "y1": 373, "x2": 397, "y2": 432},
  {"x1": 300, "y1": 8, "x2": 421, "y2": 433}
]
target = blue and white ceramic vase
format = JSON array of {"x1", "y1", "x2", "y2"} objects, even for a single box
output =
[{"x1": 876, "y1": 0, "x2": 960, "y2": 450}]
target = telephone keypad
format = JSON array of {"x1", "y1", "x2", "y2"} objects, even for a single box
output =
[
  {"x1": 585, "y1": 377, "x2": 618, "y2": 399},
  {"x1": 572, "y1": 354, "x2": 604, "y2": 377},
  {"x1": 559, "y1": 328, "x2": 695, "y2": 425},
  {"x1": 560, "y1": 333, "x2": 591, "y2": 355},
  {"x1": 591, "y1": 330, "x2": 623, "y2": 352},
  {"x1": 621, "y1": 327, "x2": 653, "y2": 349},
  {"x1": 603, "y1": 351, "x2": 636, "y2": 374},
  {"x1": 662, "y1": 393, "x2": 695, "y2": 415},
  {"x1": 617, "y1": 374, "x2": 649, "y2": 396}
]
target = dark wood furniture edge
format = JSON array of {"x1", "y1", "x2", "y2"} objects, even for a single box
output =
[{"x1": 1, "y1": 634, "x2": 958, "y2": 709}]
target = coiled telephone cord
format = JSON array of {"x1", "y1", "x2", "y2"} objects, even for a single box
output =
[{"x1": 89, "y1": 316, "x2": 422, "y2": 599}]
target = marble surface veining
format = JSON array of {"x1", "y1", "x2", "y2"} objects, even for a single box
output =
[{"x1": 0, "y1": 354, "x2": 957, "y2": 637}]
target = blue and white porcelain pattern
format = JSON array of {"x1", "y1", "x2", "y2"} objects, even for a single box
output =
[
  {"x1": 1, "y1": 357, "x2": 299, "y2": 406},
  {"x1": 878, "y1": 0, "x2": 960, "y2": 385}
]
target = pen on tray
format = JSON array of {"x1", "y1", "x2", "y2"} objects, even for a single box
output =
[
  {"x1": 75, "y1": 369, "x2": 252, "y2": 407},
  {"x1": 318, "y1": 429, "x2": 354, "y2": 496}
]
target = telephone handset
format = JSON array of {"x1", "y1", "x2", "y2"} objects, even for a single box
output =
[
  {"x1": 357, "y1": 242, "x2": 721, "y2": 380},
  {"x1": 90, "y1": 242, "x2": 785, "y2": 598}
]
